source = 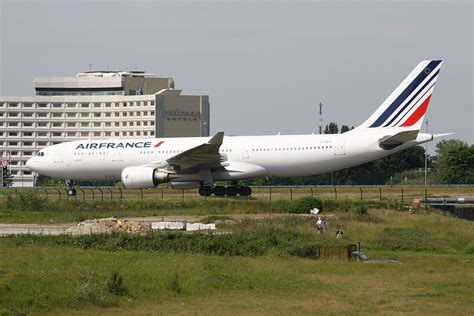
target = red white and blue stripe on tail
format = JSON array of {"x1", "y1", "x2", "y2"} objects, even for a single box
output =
[{"x1": 360, "y1": 60, "x2": 442, "y2": 130}]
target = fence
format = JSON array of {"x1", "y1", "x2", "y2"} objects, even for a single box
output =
[{"x1": 1, "y1": 185, "x2": 472, "y2": 204}]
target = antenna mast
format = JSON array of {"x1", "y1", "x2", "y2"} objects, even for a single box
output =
[{"x1": 318, "y1": 102, "x2": 323, "y2": 134}]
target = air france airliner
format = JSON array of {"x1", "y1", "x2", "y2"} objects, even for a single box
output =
[{"x1": 26, "y1": 60, "x2": 450, "y2": 197}]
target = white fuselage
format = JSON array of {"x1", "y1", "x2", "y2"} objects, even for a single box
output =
[{"x1": 26, "y1": 129, "x2": 423, "y2": 183}]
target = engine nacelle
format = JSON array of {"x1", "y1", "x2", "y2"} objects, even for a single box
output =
[{"x1": 121, "y1": 166, "x2": 171, "y2": 189}]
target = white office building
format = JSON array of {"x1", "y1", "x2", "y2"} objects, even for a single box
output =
[{"x1": 0, "y1": 70, "x2": 210, "y2": 187}]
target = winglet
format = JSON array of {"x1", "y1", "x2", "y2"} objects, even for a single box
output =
[{"x1": 208, "y1": 132, "x2": 224, "y2": 146}]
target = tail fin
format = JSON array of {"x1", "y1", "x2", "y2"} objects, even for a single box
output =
[{"x1": 356, "y1": 60, "x2": 443, "y2": 131}]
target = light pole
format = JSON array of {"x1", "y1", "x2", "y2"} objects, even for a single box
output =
[{"x1": 424, "y1": 119, "x2": 429, "y2": 203}]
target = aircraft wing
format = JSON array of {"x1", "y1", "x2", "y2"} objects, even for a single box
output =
[{"x1": 146, "y1": 132, "x2": 227, "y2": 170}]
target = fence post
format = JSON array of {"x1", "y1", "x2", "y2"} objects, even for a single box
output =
[
  {"x1": 90, "y1": 188, "x2": 95, "y2": 201},
  {"x1": 379, "y1": 187, "x2": 382, "y2": 207},
  {"x1": 334, "y1": 187, "x2": 337, "y2": 200},
  {"x1": 140, "y1": 188, "x2": 143, "y2": 202},
  {"x1": 401, "y1": 188, "x2": 404, "y2": 204},
  {"x1": 107, "y1": 188, "x2": 113, "y2": 200},
  {"x1": 119, "y1": 188, "x2": 124, "y2": 202},
  {"x1": 360, "y1": 187, "x2": 363, "y2": 201},
  {"x1": 56, "y1": 188, "x2": 62, "y2": 200},
  {"x1": 44, "y1": 188, "x2": 48, "y2": 199},
  {"x1": 290, "y1": 188, "x2": 293, "y2": 200},
  {"x1": 311, "y1": 187, "x2": 314, "y2": 197},
  {"x1": 80, "y1": 189, "x2": 85, "y2": 201},
  {"x1": 269, "y1": 187, "x2": 272, "y2": 201},
  {"x1": 161, "y1": 187, "x2": 164, "y2": 199},
  {"x1": 98, "y1": 188, "x2": 104, "y2": 202}
]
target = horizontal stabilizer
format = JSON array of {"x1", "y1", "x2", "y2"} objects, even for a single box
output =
[{"x1": 378, "y1": 130, "x2": 419, "y2": 150}]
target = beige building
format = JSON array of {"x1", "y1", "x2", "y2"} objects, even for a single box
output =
[{"x1": 0, "y1": 70, "x2": 210, "y2": 187}]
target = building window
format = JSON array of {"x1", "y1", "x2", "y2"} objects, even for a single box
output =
[
  {"x1": 52, "y1": 113, "x2": 62, "y2": 118},
  {"x1": 8, "y1": 132, "x2": 18, "y2": 137},
  {"x1": 67, "y1": 113, "x2": 77, "y2": 117},
  {"x1": 38, "y1": 122, "x2": 48, "y2": 127},
  {"x1": 8, "y1": 122, "x2": 19, "y2": 127},
  {"x1": 52, "y1": 122, "x2": 62, "y2": 127},
  {"x1": 93, "y1": 132, "x2": 101, "y2": 137},
  {"x1": 37, "y1": 132, "x2": 48, "y2": 137},
  {"x1": 23, "y1": 103, "x2": 33, "y2": 108},
  {"x1": 52, "y1": 103, "x2": 62, "y2": 108},
  {"x1": 81, "y1": 104, "x2": 89, "y2": 108},
  {"x1": 80, "y1": 113, "x2": 89, "y2": 118},
  {"x1": 52, "y1": 132, "x2": 62, "y2": 137},
  {"x1": 37, "y1": 142, "x2": 47, "y2": 146},
  {"x1": 37, "y1": 113, "x2": 48, "y2": 118},
  {"x1": 81, "y1": 132, "x2": 89, "y2": 137},
  {"x1": 9, "y1": 142, "x2": 18, "y2": 146},
  {"x1": 93, "y1": 122, "x2": 101, "y2": 127},
  {"x1": 66, "y1": 122, "x2": 76, "y2": 127},
  {"x1": 23, "y1": 132, "x2": 33, "y2": 137},
  {"x1": 80, "y1": 122, "x2": 89, "y2": 127},
  {"x1": 23, "y1": 142, "x2": 32, "y2": 146},
  {"x1": 37, "y1": 103, "x2": 47, "y2": 108},
  {"x1": 67, "y1": 132, "x2": 76, "y2": 137},
  {"x1": 23, "y1": 112, "x2": 33, "y2": 117}
]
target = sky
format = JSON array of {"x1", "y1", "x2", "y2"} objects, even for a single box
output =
[{"x1": 0, "y1": 0, "x2": 472, "y2": 149}]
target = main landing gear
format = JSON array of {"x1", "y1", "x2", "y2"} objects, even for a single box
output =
[
  {"x1": 66, "y1": 180, "x2": 77, "y2": 197},
  {"x1": 198, "y1": 185, "x2": 252, "y2": 197}
]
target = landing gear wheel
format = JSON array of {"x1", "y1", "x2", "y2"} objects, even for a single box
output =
[
  {"x1": 67, "y1": 188, "x2": 77, "y2": 197},
  {"x1": 238, "y1": 186, "x2": 252, "y2": 197},
  {"x1": 213, "y1": 186, "x2": 226, "y2": 197},
  {"x1": 199, "y1": 186, "x2": 213, "y2": 197},
  {"x1": 225, "y1": 186, "x2": 238, "y2": 196}
]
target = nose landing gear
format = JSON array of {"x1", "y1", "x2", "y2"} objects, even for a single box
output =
[{"x1": 66, "y1": 180, "x2": 77, "y2": 197}]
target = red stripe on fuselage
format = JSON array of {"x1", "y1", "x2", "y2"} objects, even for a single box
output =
[
  {"x1": 400, "y1": 95, "x2": 432, "y2": 127},
  {"x1": 154, "y1": 141, "x2": 165, "y2": 148}
]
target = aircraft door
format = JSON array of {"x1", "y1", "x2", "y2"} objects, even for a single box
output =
[
  {"x1": 113, "y1": 152, "x2": 123, "y2": 162},
  {"x1": 334, "y1": 137, "x2": 345, "y2": 155},
  {"x1": 242, "y1": 146, "x2": 249, "y2": 159}
]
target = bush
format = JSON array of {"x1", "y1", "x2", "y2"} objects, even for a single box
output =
[
  {"x1": 74, "y1": 272, "x2": 117, "y2": 307},
  {"x1": 464, "y1": 241, "x2": 474, "y2": 255},
  {"x1": 354, "y1": 201, "x2": 368, "y2": 216},
  {"x1": 168, "y1": 273, "x2": 183, "y2": 294},
  {"x1": 107, "y1": 272, "x2": 127, "y2": 296},
  {"x1": 288, "y1": 197, "x2": 323, "y2": 214},
  {"x1": 5, "y1": 190, "x2": 49, "y2": 212}
]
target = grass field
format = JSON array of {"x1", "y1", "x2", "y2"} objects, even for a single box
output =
[{"x1": 1, "y1": 205, "x2": 474, "y2": 314}]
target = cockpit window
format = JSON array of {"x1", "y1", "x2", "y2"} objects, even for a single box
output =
[{"x1": 36, "y1": 152, "x2": 45, "y2": 157}]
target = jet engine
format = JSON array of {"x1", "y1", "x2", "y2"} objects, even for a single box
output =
[{"x1": 121, "y1": 166, "x2": 173, "y2": 189}]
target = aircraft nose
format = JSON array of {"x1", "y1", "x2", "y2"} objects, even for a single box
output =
[{"x1": 25, "y1": 157, "x2": 34, "y2": 170}]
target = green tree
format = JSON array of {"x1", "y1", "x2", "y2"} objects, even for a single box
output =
[
  {"x1": 340, "y1": 125, "x2": 350, "y2": 133},
  {"x1": 324, "y1": 122, "x2": 338, "y2": 134},
  {"x1": 435, "y1": 140, "x2": 474, "y2": 184},
  {"x1": 1, "y1": 165, "x2": 13, "y2": 188}
]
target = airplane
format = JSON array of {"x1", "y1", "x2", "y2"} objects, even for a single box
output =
[{"x1": 26, "y1": 60, "x2": 450, "y2": 197}]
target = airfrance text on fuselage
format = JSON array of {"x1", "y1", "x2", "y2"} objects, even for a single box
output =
[{"x1": 76, "y1": 142, "x2": 153, "y2": 150}]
